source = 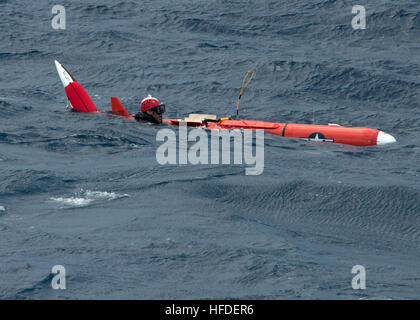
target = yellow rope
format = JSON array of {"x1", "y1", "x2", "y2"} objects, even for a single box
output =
[{"x1": 236, "y1": 70, "x2": 255, "y2": 118}]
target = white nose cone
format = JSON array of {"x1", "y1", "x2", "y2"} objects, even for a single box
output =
[
  {"x1": 55, "y1": 60, "x2": 74, "y2": 88},
  {"x1": 377, "y1": 131, "x2": 396, "y2": 145}
]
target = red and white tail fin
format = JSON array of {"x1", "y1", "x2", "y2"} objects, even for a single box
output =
[{"x1": 55, "y1": 60, "x2": 98, "y2": 113}]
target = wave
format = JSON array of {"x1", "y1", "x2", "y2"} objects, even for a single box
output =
[
  {"x1": 0, "y1": 100, "x2": 32, "y2": 118},
  {"x1": 261, "y1": 60, "x2": 420, "y2": 111},
  {"x1": 0, "y1": 50, "x2": 43, "y2": 60},
  {"x1": 78, "y1": 2, "x2": 138, "y2": 18},
  {"x1": 0, "y1": 170, "x2": 65, "y2": 196},
  {"x1": 49, "y1": 189, "x2": 129, "y2": 208},
  {"x1": 14, "y1": 273, "x2": 54, "y2": 300},
  {"x1": 190, "y1": 179, "x2": 420, "y2": 244},
  {"x1": 0, "y1": 129, "x2": 153, "y2": 153}
]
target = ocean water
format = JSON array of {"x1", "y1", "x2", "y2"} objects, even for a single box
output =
[{"x1": 0, "y1": 0, "x2": 419, "y2": 299}]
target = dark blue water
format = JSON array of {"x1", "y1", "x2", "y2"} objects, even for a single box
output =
[{"x1": 1, "y1": 0, "x2": 419, "y2": 299}]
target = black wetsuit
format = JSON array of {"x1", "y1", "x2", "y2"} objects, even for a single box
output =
[{"x1": 134, "y1": 112, "x2": 160, "y2": 124}]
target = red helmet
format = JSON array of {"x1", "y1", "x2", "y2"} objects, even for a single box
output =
[{"x1": 141, "y1": 95, "x2": 161, "y2": 112}]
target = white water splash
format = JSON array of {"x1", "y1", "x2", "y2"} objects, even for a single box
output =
[
  {"x1": 50, "y1": 190, "x2": 129, "y2": 208},
  {"x1": 0, "y1": 206, "x2": 5, "y2": 212}
]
